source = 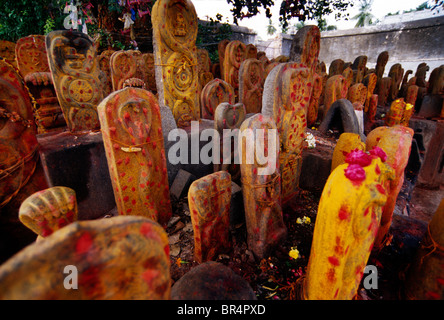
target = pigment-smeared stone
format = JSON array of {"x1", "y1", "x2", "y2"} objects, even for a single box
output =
[
  {"x1": 188, "y1": 171, "x2": 232, "y2": 263},
  {"x1": 378, "y1": 77, "x2": 392, "y2": 107},
  {"x1": 98, "y1": 49, "x2": 115, "y2": 97},
  {"x1": 331, "y1": 133, "x2": 365, "y2": 172},
  {"x1": 405, "y1": 199, "x2": 444, "y2": 300},
  {"x1": 171, "y1": 261, "x2": 256, "y2": 300},
  {"x1": 16, "y1": 35, "x2": 66, "y2": 133},
  {"x1": 152, "y1": 0, "x2": 200, "y2": 128},
  {"x1": 366, "y1": 125, "x2": 414, "y2": 251},
  {"x1": 223, "y1": 40, "x2": 247, "y2": 101},
  {"x1": 303, "y1": 148, "x2": 394, "y2": 300},
  {"x1": 323, "y1": 75, "x2": 348, "y2": 118},
  {"x1": 214, "y1": 102, "x2": 246, "y2": 181},
  {"x1": 197, "y1": 48, "x2": 214, "y2": 92},
  {"x1": 0, "y1": 58, "x2": 39, "y2": 209},
  {"x1": 19, "y1": 186, "x2": 78, "y2": 238},
  {"x1": 143, "y1": 52, "x2": 157, "y2": 95},
  {"x1": 246, "y1": 44, "x2": 258, "y2": 59},
  {"x1": 289, "y1": 25, "x2": 320, "y2": 73},
  {"x1": 388, "y1": 63, "x2": 404, "y2": 103},
  {"x1": 110, "y1": 50, "x2": 150, "y2": 91},
  {"x1": 98, "y1": 87, "x2": 172, "y2": 227},
  {"x1": 307, "y1": 72, "x2": 323, "y2": 126},
  {"x1": 362, "y1": 73, "x2": 377, "y2": 113},
  {"x1": 329, "y1": 59, "x2": 344, "y2": 77},
  {"x1": 375, "y1": 51, "x2": 389, "y2": 91},
  {"x1": 0, "y1": 40, "x2": 16, "y2": 67},
  {"x1": 262, "y1": 63, "x2": 312, "y2": 202},
  {"x1": 351, "y1": 55, "x2": 367, "y2": 84},
  {"x1": 218, "y1": 39, "x2": 230, "y2": 77},
  {"x1": 239, "y1": 114, "x2": 287, "y2": 259},
  {"x1": 200, "y1": 78, "x2": 234, "y2": 120},
  {"x1": 239, "y1": 58, "x2": 265, "y2": 114},
  {"x1": 0, "y1": 216, "x2": 171, "y2": 299},
  {"x1": 46, "y1": 30, "x2": 104, "y2": 132}
]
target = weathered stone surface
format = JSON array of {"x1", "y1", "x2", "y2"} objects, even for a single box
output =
[
  {"x1": 388, "y1": 63, "x2": 404, "y2": 103},
  {"x1": 98, "y1": 87, "x2": 172, "y2": 227},
  {"x1": 322, "y1": 75, "x2": 348, "y2": 117},
  {"x1": 218, "y1": 39, "x2": 230, "y2": 77},
  {"x1": 0, "y1": 40, "x2": 16, "y2": 68},
  {"x1": 378, "y1": 77, "x2": 392, "y2": 107},
  {"x1": 19, "y1": 186, "x2": 77, "y2": 238},
  {"x1": 214, "y1": 102, "x2": 246, "y2": 181},
  {"x1": 197, "y1": 48, "x2": 214, "y2": 92},
  {"x1": 328, "y1": 59, "x2": 344, "y2": 77},
  {"x1": 37, "y1": 131, "x2": 116, "y2": 220},
  {"x1": 0, "y1": 216, "x2": 171, "y2": 299},
  {"x1": 239, "y1": 114, "x2": 287, "y2": 260},
  {"x1": 170, "y1": 169, "x2": 197, "y2": 200},
  {"x1": 319, "y1": 99, "x2": 365, "y2": 141},
  {"x1": 307, "y1": 72, "x2": 323, "y2": 126},
  {"x1": 304, "y1": 149, "x2": 395, "y2": 300},
  {"x1": 0, "y1": 58, "x2": 40, "y2": 209},
  {"x1": 143, "y1": 52, "x2": 157, "y2": 95},
  {"x1": 171, "y1": 261, "x2": 256, "y2": 300},
  {"x1": 239, "y1": 58, "x2": 265, "y2": 114},
  {"x1": 152, "y1": 0, "x2": 200, "y2": 128},
  {"x1": 331, "y1": 133, "x2": 365, "y2": 172},
  {"x1": 366, "y1": 125, "x2": 414, "y2": 251},
  {"x1": 98, "y1": 49, "x2": 115, "y2": 97},
  {"x1": 200, "y1": 78, "x2": 234, "y2": 120},
  {"x1": 362, "y1": 73, "x2": 377, "y2": 112},
  {"x1": 405, "y1": 198, "x2": 444, "y2": 300},
  {"x1": 223, "y1": 40, "x2": 247, "y2": 101},
  {"x1": 188, "y1": 171, "x2": 232, "y2": 263},
  {"x1": 351, "y1": 55, "x2": 367, "y2": 84},
  {"x1": 16, "y1": 35, "x2": 65, "y2": 133},
  {"x1": 289, "y1": 25, "x2": 320, "y2": 73},
  {"x1": 110, "y1": 50, "x2": 150, "y2": 91},
  {"x1": 46, "y1": 30, "x2": 104, "y2": 132}
]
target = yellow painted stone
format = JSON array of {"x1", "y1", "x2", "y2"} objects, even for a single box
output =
[
  {"x1": 331, "y1": 133, "x2": 365, "y2": 172},
  {"x1": 304, "y1": 149, "x2": 394, "y2": 300}
]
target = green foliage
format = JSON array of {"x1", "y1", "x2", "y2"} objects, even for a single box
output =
[
  {"x1": 266, "y1": 19, "x2": 277, "y2": 36},
  {"x1": 227, "y1": 0, "x2": 353, "y2": 30},
  {"x1": 196, "y1": 14, "x2": 232, "y2": 64},
  {"x1": 352, "y1": 0, "x2": 374, "y2": 27}
]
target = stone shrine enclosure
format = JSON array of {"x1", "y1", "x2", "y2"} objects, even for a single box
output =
[{"x1": 0, "y1": 0, "x2": 443, "y2": 300}]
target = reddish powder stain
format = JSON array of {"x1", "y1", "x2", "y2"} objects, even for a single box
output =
[
  {"x1": 76, "y1": 232, "x2": 93, "y2": 255},
  {"x1": 338, "y1": 205, "x2": 350, "y2": 221},
  {"x1": 376, "y1": 184, "x2": 386, "y2": 195},
  {"x1": 141, "y1": 269, "x2": 160, "y2": 287},
  {"x1": 334, "y1": 288, "x2": 339, "y2": 299},
  {"x1": 328, "y1": 256, "x2": 340, "y2": 266},
  {"x1": 426, "y1": 291, "x2": 440, "y2": 300},
  {"x1": 327, "y1": 268, "x2": 336, "y2": 282}
]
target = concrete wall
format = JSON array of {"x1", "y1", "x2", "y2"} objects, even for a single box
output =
[{"x1": 318, "y1": 15, "x2": 444, "y2": 75}]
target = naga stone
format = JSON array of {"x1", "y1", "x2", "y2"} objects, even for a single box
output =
[
  {"x1": 19, "y1": 186, "x2": 78, "y2": 238},
  {"x1": 351, "y1": 55, "x2": 367, "y2": 84},
  {"x1": 200, "y1": 78, "x2": 234, "y2": 120},
  {"x1": 218, "y1": 39, "x2": 230, "y2": 77},
  {"x1": 262, "y1": 63, "x2": 312, "y2": 203},
  {"x1": 331, "y1": 133, "x2": 365, "y2": 172},
  {"x1": 385, "y1": 98, "x2": 409, "y2": 127},
  {"x1": 110, "y1": 50, "x2": 149, "y2": 91},
  {"x1": 214, "y1": 102, "x2": 246, "y2": 180},
  {"x1": 375, "y1": 51, "x2": 389, "y2": 91},
  {"x1": 16, "y1": 35, "x2": 65, "y2": 133},
  {"x1": 239, "y1": 58, "x2": 265, "y2": 114},
  {"x1": 223, "y1": 40, "x2": 247, "y2": 102},
  {"x1": 388, "y1": 63, "x2": 404, "y2": 103},
  {"x1": 98, "y1": 87, "x2": 172, "y2": 227},
  {"x1": 0, "y1": 40, "x2": 16, "y2": 68},
  {"x1": 347, "y1": 83, "x2": 367, "y2": 109},
  {"x1": 368, "y1": 94, "x2": 378, "y2": 123},
  {"x1": 289, "y1": 25, "x2": 320, "y2": 74},
  {"x1": 366, "y1": 125, "x2": 413, "y2": 250},
  {"x1": 303, "y1": 148, "x2": 394, "y2": 300},
  {"x1": 152, "y1": 0, "x2": 200, "y2": 128},
  {"x1": 307, "y1": 72, "x2": 323, "y2": 126},
  {"x1": 0, "y1": 216, "x2": 171, "y2": 299},
  {"x1": 197, "y1": 48, "x2": 214, "y2": 92},
  {"x1": 323, "y1": 75, "x2": 348, "y2": 117},
  {"x1": 0, "y1": 58, "x2": 39, "y2": 209},
  {"x1": 405, "y1": 199, "x2": 444, "y2": 300},
  {"x1": 98, "y1": 49, "x2": 115, "y2": 98},
  {"x1": 142, "y1": 53, "x2": 158, "y2": 95},
  {"x1": 362, "y1": 73, "x2": 377, "y2": 113},
  {"x1": 188, "y1": 171, "x2": 232, "y2": 263},
  {"x1": 377, "y1": 77, "x2": 392, "y2": 107},
  {"x1": 329, "y1": 59, "x2": 344, "y2": 77},
  {"x1": 239, "y1": 113, "x2": 287, "y2": 259},
  {"x1": 246, "y1": 44, "x2": 258, "y2": 59},
  {"x1": 46, "y1": 30, "x2": 104, "y2": 132},
  {"x1": 342, "y1": 67, "x2": 354, "y2": 91}
]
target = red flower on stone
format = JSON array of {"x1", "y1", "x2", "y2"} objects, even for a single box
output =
[
  {"x1": 344, "y1": 164, "x2": 366, "y2": 182},
  {"x1": 368, "y1": 146, "x2": 387, "y2": 162},
  {"x1": 345, "y1": 149, "x2": 372, "y2": 167}
]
